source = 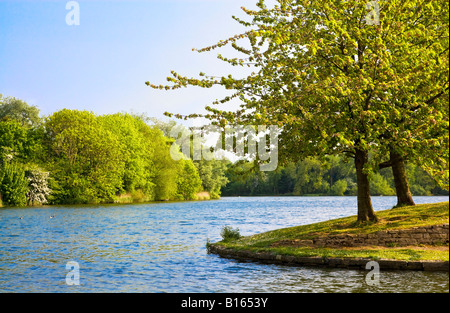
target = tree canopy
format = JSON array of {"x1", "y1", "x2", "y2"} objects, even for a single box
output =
[
  {"x1": 0, "y1": 101, "x2": 228, "y2": 206},
  {"x1": 0, "y1": 95, "x2": 41, "y2": 127},
  {"x1": 147, "y1": 0, "x2": 449, "y2": 222}
]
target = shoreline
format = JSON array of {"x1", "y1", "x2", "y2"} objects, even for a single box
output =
[
  {"x1": 208, "y1": 202, "x2": 449, "y2": 272},
  {"x1": 0, "y1": 192, "x2": 216, "y2": 209},
  {"x1": 2, "y1": 195, "x2": 448, "y2": 209},
  {"x1": 207, "y1": 244, "x2": 449, "y2": 271}
]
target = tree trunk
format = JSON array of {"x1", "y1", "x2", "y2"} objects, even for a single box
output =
[
  {"x1": 355, "y1": 149, "x2": 378, "y2": 222},
  {"x1": 390, "y1": 151, "x2": 415, "y2": 207}
]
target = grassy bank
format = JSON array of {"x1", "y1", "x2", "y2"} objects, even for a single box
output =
[
  {"x1": 211, "y1": 202, "x2": 449, "y2": 262},
  {"x1": 112, "y1": 191, "x2": 212, "y2": 204}
]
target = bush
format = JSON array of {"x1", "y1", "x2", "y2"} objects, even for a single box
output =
[
  {"x1": 370, "y1": 172, "x2": 395, "y2": 196},
  {"x1": 0, "y1": 162, "x2": 28, "y2": 206},
  {"x1": 175, "y1": 159, "x2": 202, "y2": 200},
  {"x1": 220, "y1": 226, "x2": 241, "y2": 242},
  {"x1": 330, "y1": 179, "x2": 347, "y2": 196},
  {"x1": 26, "y1": 168, "x2": 51, "y2": 205}
]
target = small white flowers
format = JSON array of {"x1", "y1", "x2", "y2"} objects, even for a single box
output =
[{"x1": 27, "y1": 169, "x2": 51, "y2": 205}]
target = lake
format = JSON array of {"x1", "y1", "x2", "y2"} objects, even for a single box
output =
[{"x1": 0, "y1": 196, "x2": 448, "y2": 293}]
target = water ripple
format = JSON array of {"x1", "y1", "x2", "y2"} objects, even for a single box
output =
[{"x1": 0, "y1": 196, "x2": 448, "y2": 293}]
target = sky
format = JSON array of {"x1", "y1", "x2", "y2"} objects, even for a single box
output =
[{"x1": 0, "y1": 0, "x2": 257, "y2": 125}]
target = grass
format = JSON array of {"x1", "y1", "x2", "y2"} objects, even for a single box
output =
[
  {"x1": 195, "y1": 191, "x2": 211, "y2": 201},
  {"x1": 114, "y1": 191, "x2": 153, "y2": 204},
  {"x1": 213, "y1": 202, "x2": 449, "y2": 262},
  {"x1": 113, "y1": 191, "x2": 213, "y2": 203}
]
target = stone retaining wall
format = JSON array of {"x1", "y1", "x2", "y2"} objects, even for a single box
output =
[
  {"x1": 272, "y1": 224, "x2": 449, "y2": 248},
  {"x1": 208, "y1": 245, "x2": 449, "y2": 271}
]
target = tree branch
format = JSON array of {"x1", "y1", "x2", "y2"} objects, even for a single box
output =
[{"x1": 378, "y1": 160, "x2": 392, "y2": 169}]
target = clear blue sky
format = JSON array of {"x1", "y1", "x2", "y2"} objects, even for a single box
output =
[{"x1": 0, "y1": 0, "x2": 254, "y2": 123}]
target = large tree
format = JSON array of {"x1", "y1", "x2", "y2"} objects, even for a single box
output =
[
  {"x1": 147, "y1": 0, "x2": 449, "y2": 222},
  {"x1": 44, "y1": 109, "x2": 125, "y2": 204},
  {"x1": 0, "y1": 95, "x2": 41, "y2": 127}
]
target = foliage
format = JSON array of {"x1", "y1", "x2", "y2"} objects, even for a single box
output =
[
  {"x1": 0, "y1": 162, "x2": 28, "y2": 207},
  {"x1": 150, "y1": 129, "x2": 182, "y2": 201},
  {"x1": 291, "y1": 157, "x2": 329, "y2": 195},
  {"x1": 99, "y1": 113, "x2": 156, "y2": 198},
  {"x1": 176, "y1": 159, "x2": 203, "y2": 200},
  {"x1": 222, "y1": 156, "x2": 448, "y2": 197},
  {"x1": 41, "y1": 109, "x2": 208, "y2": 204},
  {"x1": 26, "y1": 167, "x2": 51, "y2": 205},
  {"x1": 369, "y1": 173, "x2": 395, "y2": 196},
  {"x1": 0, "y1": 119, "x2": 28, "y2": 161},
  {"x1": 0, "y1": 95, "x2": 41, "y2": 127},
  {"x1": 0, "y1": 97, "x2": 232, "y2": 206},
  {"x1": 220, "y1": 225, "x2": 241, "y2": 242},
  {"x1": 44, "y1": 109, "x2": 124, "y2": 204},
  {"x1": 330, "y1": 179, "x2": 348, "y2": 196},
  {"x1": 194, "y1": 159, "x2": 229, "y2": 199},
  {"x1": 148, "y1": 0, "x2": 449, "y2": 222},
  {"x1": 150, "y1": 118, "x2": 231, "y2": 199}
]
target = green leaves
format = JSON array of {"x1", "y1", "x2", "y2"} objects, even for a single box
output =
[
  {"x1": 0, "y1": 96, "x2": 41, "y2": 128},
  {"x1": 0, "y1": 162, "x2": 28, "y2": 207},
  {"x1": 44, "y1": 109, "x2": 123, "y2": 204},
  {"x1": 175, "y1": 159, "x2": 202, "y2": 200},
  {"x1": 147, "y1": 0, "x2": 448, "y2": 179},
  {"x1": 40, "y1": 110, "x2": 210, "y2": 204}
]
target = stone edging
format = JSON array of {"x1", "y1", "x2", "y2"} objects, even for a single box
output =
[
  {"x1": 271, "y1": 224, "x2": 449, "y2": 248},
  {"x1": 208, "y1": 244, "x2": 449, "y2": 272}
]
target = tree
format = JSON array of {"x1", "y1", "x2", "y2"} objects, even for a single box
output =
[
  {"x1": 221, "y1": 155, "x2": 445, "y2": 197},
  {"x1": 176, "y1": 159, "x2": 202, "y2": 200},
  {"x1": 150, "y1": 118, "x2": 230, "y2": 199},
  {"x1": 148, "y1": 0, "x2": 449, "y2": 222},
  {"x1": 44, "y1": 109, "x2": 124, "y2": 204},
  {"x1": 292, "y1": 157, "x2": 329, "y2": 195},
  {"x1": 0, "y1": 119, "x2": 28, "y2": 161},
  {"x1": 277, "y1": 165, "x2": 296, "y2": 194},
  {"x1": 331, "y1": 179, "x2": 348, "y2": 196},
  {"x1": 369, "y1": 172, "x2": 395, "y2": 196},
  {"x1": 100, "y1": 113, "x2": 155, "y2": 197},
  {"x1": 0, "y1": 162, "x2": 28, "y2": 207},
  {"x1": 0, "y1": 95, "x2": 41, "y2": 127},
  {"x1": 378, "y1": 151, "x2": 415, "y2": 206},
  {"x1": 26, "y1": 168, "x2": 51, "y2": 205},
  {"x1": 194, "y1": 159, "x2": 229, "y2": 199}
]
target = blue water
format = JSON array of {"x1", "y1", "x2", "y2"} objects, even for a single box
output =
[{"x1": 0, "y1": 196, "x2": 448, "y2": 293}]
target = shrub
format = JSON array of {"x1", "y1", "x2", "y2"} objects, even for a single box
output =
[
  {"x1": 26, "y1": 168, "x2": 51, "y2": 205},
  {"x1": 330, "y1": 179, "x2": 347, "y2": 196},
  {"x1": 370, "y1": 172, "x2": 395, "y2": 196},
  {"x1": 0, "y1": 162, "x2": 28, "y2": 206},
  {"x1": 175, "y1": 159, "x2": 202, "y2": 200},
  {"x1": 220, "y1": 226, "x2": 241, "y2": 242}
]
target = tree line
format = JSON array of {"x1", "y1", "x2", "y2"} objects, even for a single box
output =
[
  {"x1": 1, "y1": 94, "x2": 446, "y2": 208},
  {"x1": 222, "y1": 156, "x2": 448, "y2": 197},
  {"x1": 0, "y1": 95, "x2": 228, "y2": 207}
]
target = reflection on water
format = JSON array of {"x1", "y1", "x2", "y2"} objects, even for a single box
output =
[{"x1": 0, "y1": 196, "x2": 448, "y2": 293}]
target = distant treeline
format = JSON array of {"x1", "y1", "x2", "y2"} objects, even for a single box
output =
[
  {"x1": 1, "y1": 95, "x2": 446, "y2": 207},
  {"x1": 0, "y1": 95, "x2": 228, "y2": 207},
  {"x1": 222, "y1": 156, "x2": 449, "y2": 197}
]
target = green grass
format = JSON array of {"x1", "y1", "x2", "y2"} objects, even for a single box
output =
[{"x1": 213, "y1": 202, "x2": 449, "y2": 262}]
